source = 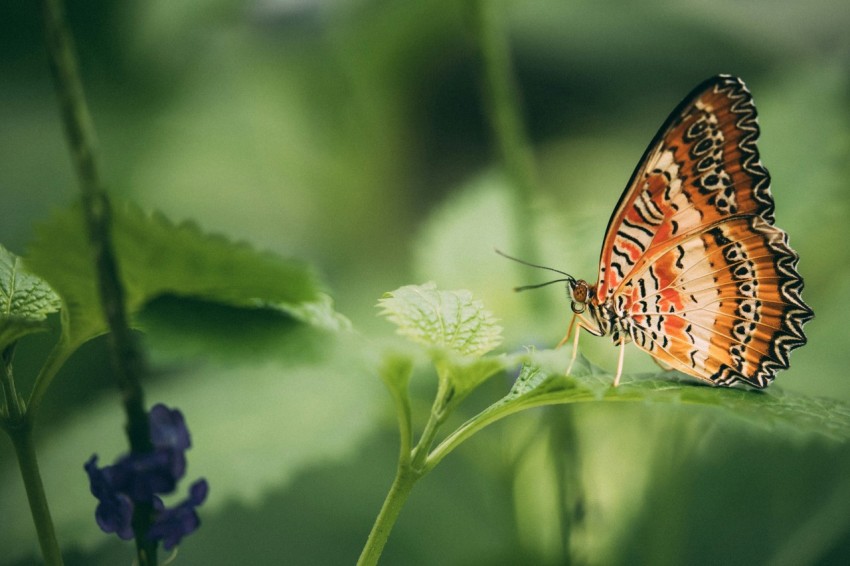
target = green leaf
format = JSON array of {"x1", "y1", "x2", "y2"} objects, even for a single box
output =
[
  {"x1": 278, "y1": 292, "x2": 351, "y2": 332},
  {"x1": 137, "y1": 295, "x2": 338, "y2": 367},
  {"x1": 425, "y1": 355, "x2": 850, "y2": 472},
  {"x1": 378, "y1": 284, "x2": 508, "y2": 409},
  {"x1": 0, "y1": 244, "x2": 60, "y2": 350},
  {"x1": 377, "y1": 283, "x2": 502, "y2": 357},
  {"x1": 508, "y1": 364, "x2": 850, "y2": 440},
  {"x1": 25, "y1": 201, "x2": 323, "y2": 346}
]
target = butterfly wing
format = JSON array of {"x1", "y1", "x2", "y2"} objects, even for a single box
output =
[
  {"x1": 595, "y1": 75, "x2": 812, "y2": 387},
  {"x1": 622, "y1": 216, "x2": 810, "y2": 387}
]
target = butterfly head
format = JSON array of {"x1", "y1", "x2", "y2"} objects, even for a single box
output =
[{"x1": 567, "y1": 278, "x2": 591, "y2": 314}]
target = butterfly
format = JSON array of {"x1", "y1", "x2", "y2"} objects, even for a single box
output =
[{"x1": 510, "y1": 75, "x2": 813, "y2": 388}]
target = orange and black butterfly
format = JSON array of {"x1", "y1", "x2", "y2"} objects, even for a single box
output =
[{"x1": 515, "y1": 75, "x2": 813, "y2": 388}]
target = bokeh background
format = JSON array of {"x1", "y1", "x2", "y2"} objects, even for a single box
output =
[{"x1": 2, "y1": 0, "x2": 849, "y2": 564}]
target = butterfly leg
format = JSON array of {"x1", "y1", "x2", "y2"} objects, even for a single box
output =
[
  {"x1": 557, "y1": 313, "x2": 578, "y2": 349},
  {"x1": 565, "y1": 319, "x2": 582, "y2": 375},
  {"x1": 562, "y1": 314, "x2": 594, "y2": 376},
  {"x1": 560, "y1": 313, "x2": 604, "y2": 375},
  {"x1": 613, "y1": 336, "x2": 626, "y2": 387}
]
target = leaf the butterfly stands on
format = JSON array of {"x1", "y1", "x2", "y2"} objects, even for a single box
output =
[{"x1": 552, "y1": 75, "x2": 813, "y2": 388}]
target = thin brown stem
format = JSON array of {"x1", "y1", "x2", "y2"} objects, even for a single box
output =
[{"x1": 40, "y1": 0, "x2": 157, "y2": 563}]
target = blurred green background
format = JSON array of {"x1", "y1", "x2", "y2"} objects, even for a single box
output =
[{"x1": 2, "y1": 0, "x2": 850, "y2": 564}]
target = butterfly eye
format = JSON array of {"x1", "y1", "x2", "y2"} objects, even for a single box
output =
[
  {"x1": 568, "y1": 280, "x2": 590, "y2": 314},
  {"x1": 571, "y1": 280, "x2": 588, "y2": 301}
]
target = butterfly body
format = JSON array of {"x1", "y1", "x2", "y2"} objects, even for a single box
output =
[{"x1": 563, "y1": 75, "x2": 813, "y2": 388}]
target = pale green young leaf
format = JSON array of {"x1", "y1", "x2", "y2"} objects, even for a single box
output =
[
  {"x1": 0, "y1": 245, "x2": 60, "y2": 351},
  {"x1": 25, "y1": 201, "x2": 323, "y2": 346},
  {"x1": 377, "y1": 283, "x2": 502, "y2": 357}
]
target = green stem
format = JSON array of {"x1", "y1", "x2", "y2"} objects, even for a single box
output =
[
  {"x1": 548, "y1": 408, "x2": 583, "y2": 562},
  {"x1": 424, "y1": 389, "x2": 599, "y2": 475},
  {"x1": 379, "y1": 356, "x2": 414, "y2": 462},
  {"x1": 409, "y1": 405, "x2": 443, "y2": 471},
  {"x1": 2, "y1": 345, "x2": 64, "y2": 565},
  {"x1": 2, "y1": 345, "x2": 23, "y2": 421},
  {"x1": 358, "y1": 375, "x2": 455, "y2": 565},
  {"x1": 469, "y1": 0, "x2": 539, "y2": 199},
  {"x1": 409, "y1": 378, "x2": 453, "y2": 471},
  {"x1": 27, "y1": 333, "x2": 77, "y2": 416},
  {"x1": 40, "y1": 0, "x2": 157, "y2": 563},
  {"x1": 470, "y1": 8, "x2": 586, "y2": 553},
  {"x1": 356, "y1": 465, "x2": 419, "y2": 566},
  {"x1": 468, "y1": 0, "x2": 544, "y2": 286},
  {"x1": 9, "y1": 423, "x2": 64, "y2": 565}
]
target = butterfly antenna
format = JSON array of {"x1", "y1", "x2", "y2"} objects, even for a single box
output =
[
  {"x1": 495, "y1": 249, "x2": 575, "y2": 292},
  {"x1": 513, "y1": 279, "x2": 573, "y2": 292}
]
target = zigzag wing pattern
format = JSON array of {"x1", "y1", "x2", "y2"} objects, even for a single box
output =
[
  {"x1": 621, "y1": 217, "x2": 811, "y2": 387},
  {"x1": 595, "y1": 75, "x2": 774, "y2": 303},
  {"x1": 589, "y1": 75, "x2": 813, "y2": 387}
]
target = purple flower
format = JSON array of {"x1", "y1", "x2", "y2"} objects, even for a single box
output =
[
  {"x1": 109, "y1": 448, "x2": 179, "y2": 501},
  {"x1": 149, "y1": 404, "x2": 191, "y2": 452},
  {"x1": 85, "y1": 456, "x2": 134, "y2": 540},
  {"x1": 148, "y1": 479, "x2": 209, "y2": 550},
  {"x1": 84, "y1": 404, "x2": 207, "y2": 549}
]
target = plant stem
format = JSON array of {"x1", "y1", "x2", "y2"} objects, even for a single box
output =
[
  {"x1": 2, "y1": 345, "x2": 23, "y2": 421},
  {"x1": 2, "y1": 345, "x2": 64, "y2": 565},
  {"x1": 27, "y1": 334, "x2": 76, "y2": 416},
  {"x1": 40, "y1": 0, "x2": 152, "y2": 454},
  {"x1": 471, "y1": 0, "x2": 539, "y2": 199},
  {"x1": 379, "y1": 356, "x2": 414, "y2": 461},
  {"x1": 410, "y1": 394, "x2": 446, "y2": 470},
  {"x1": 424, "y1": 388, "x2": 598, "y2": 475},
  {"x1": 356, "y1": 465, "x2": 418, "y2": 566},
  {"x1": 469, "y1": 6, "x2": 586, "y2": 555},
  {"x1": 10, "y1": 427, "x2": 64, "y2": 566},
  {"x1": 40, "y1": 0, "x2": 157, "y2": 563},
  {"x1": 358, "y1": 376, "x2": 455, "y2": 565},
  {"x1": 468, "y1": 0, "x2": 544, "y2": 286}
]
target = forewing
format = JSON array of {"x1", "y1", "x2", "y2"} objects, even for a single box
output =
[{"x1": 595, "y1": 75, "x2": 774, "y2": 303}]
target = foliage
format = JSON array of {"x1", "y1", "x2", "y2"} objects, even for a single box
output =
[
  {"x1": 25, "y1": 202, "x2": 322, "y2": 347},
  {"x1": 378, "y1": 283, "x2": 503, "y2": 357},
  {"x1": 3, "y1": 0, "x2": 850, "y2": 565},
  {"x1": 364, "y1": 283, "x2": 850, "y2": 565},
  {"x1": 0, "y1": 245, "x2": 61, "y2": 353},
  {"x1": 0, "y1": 198, "x2": 343, "y2": 564}
]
